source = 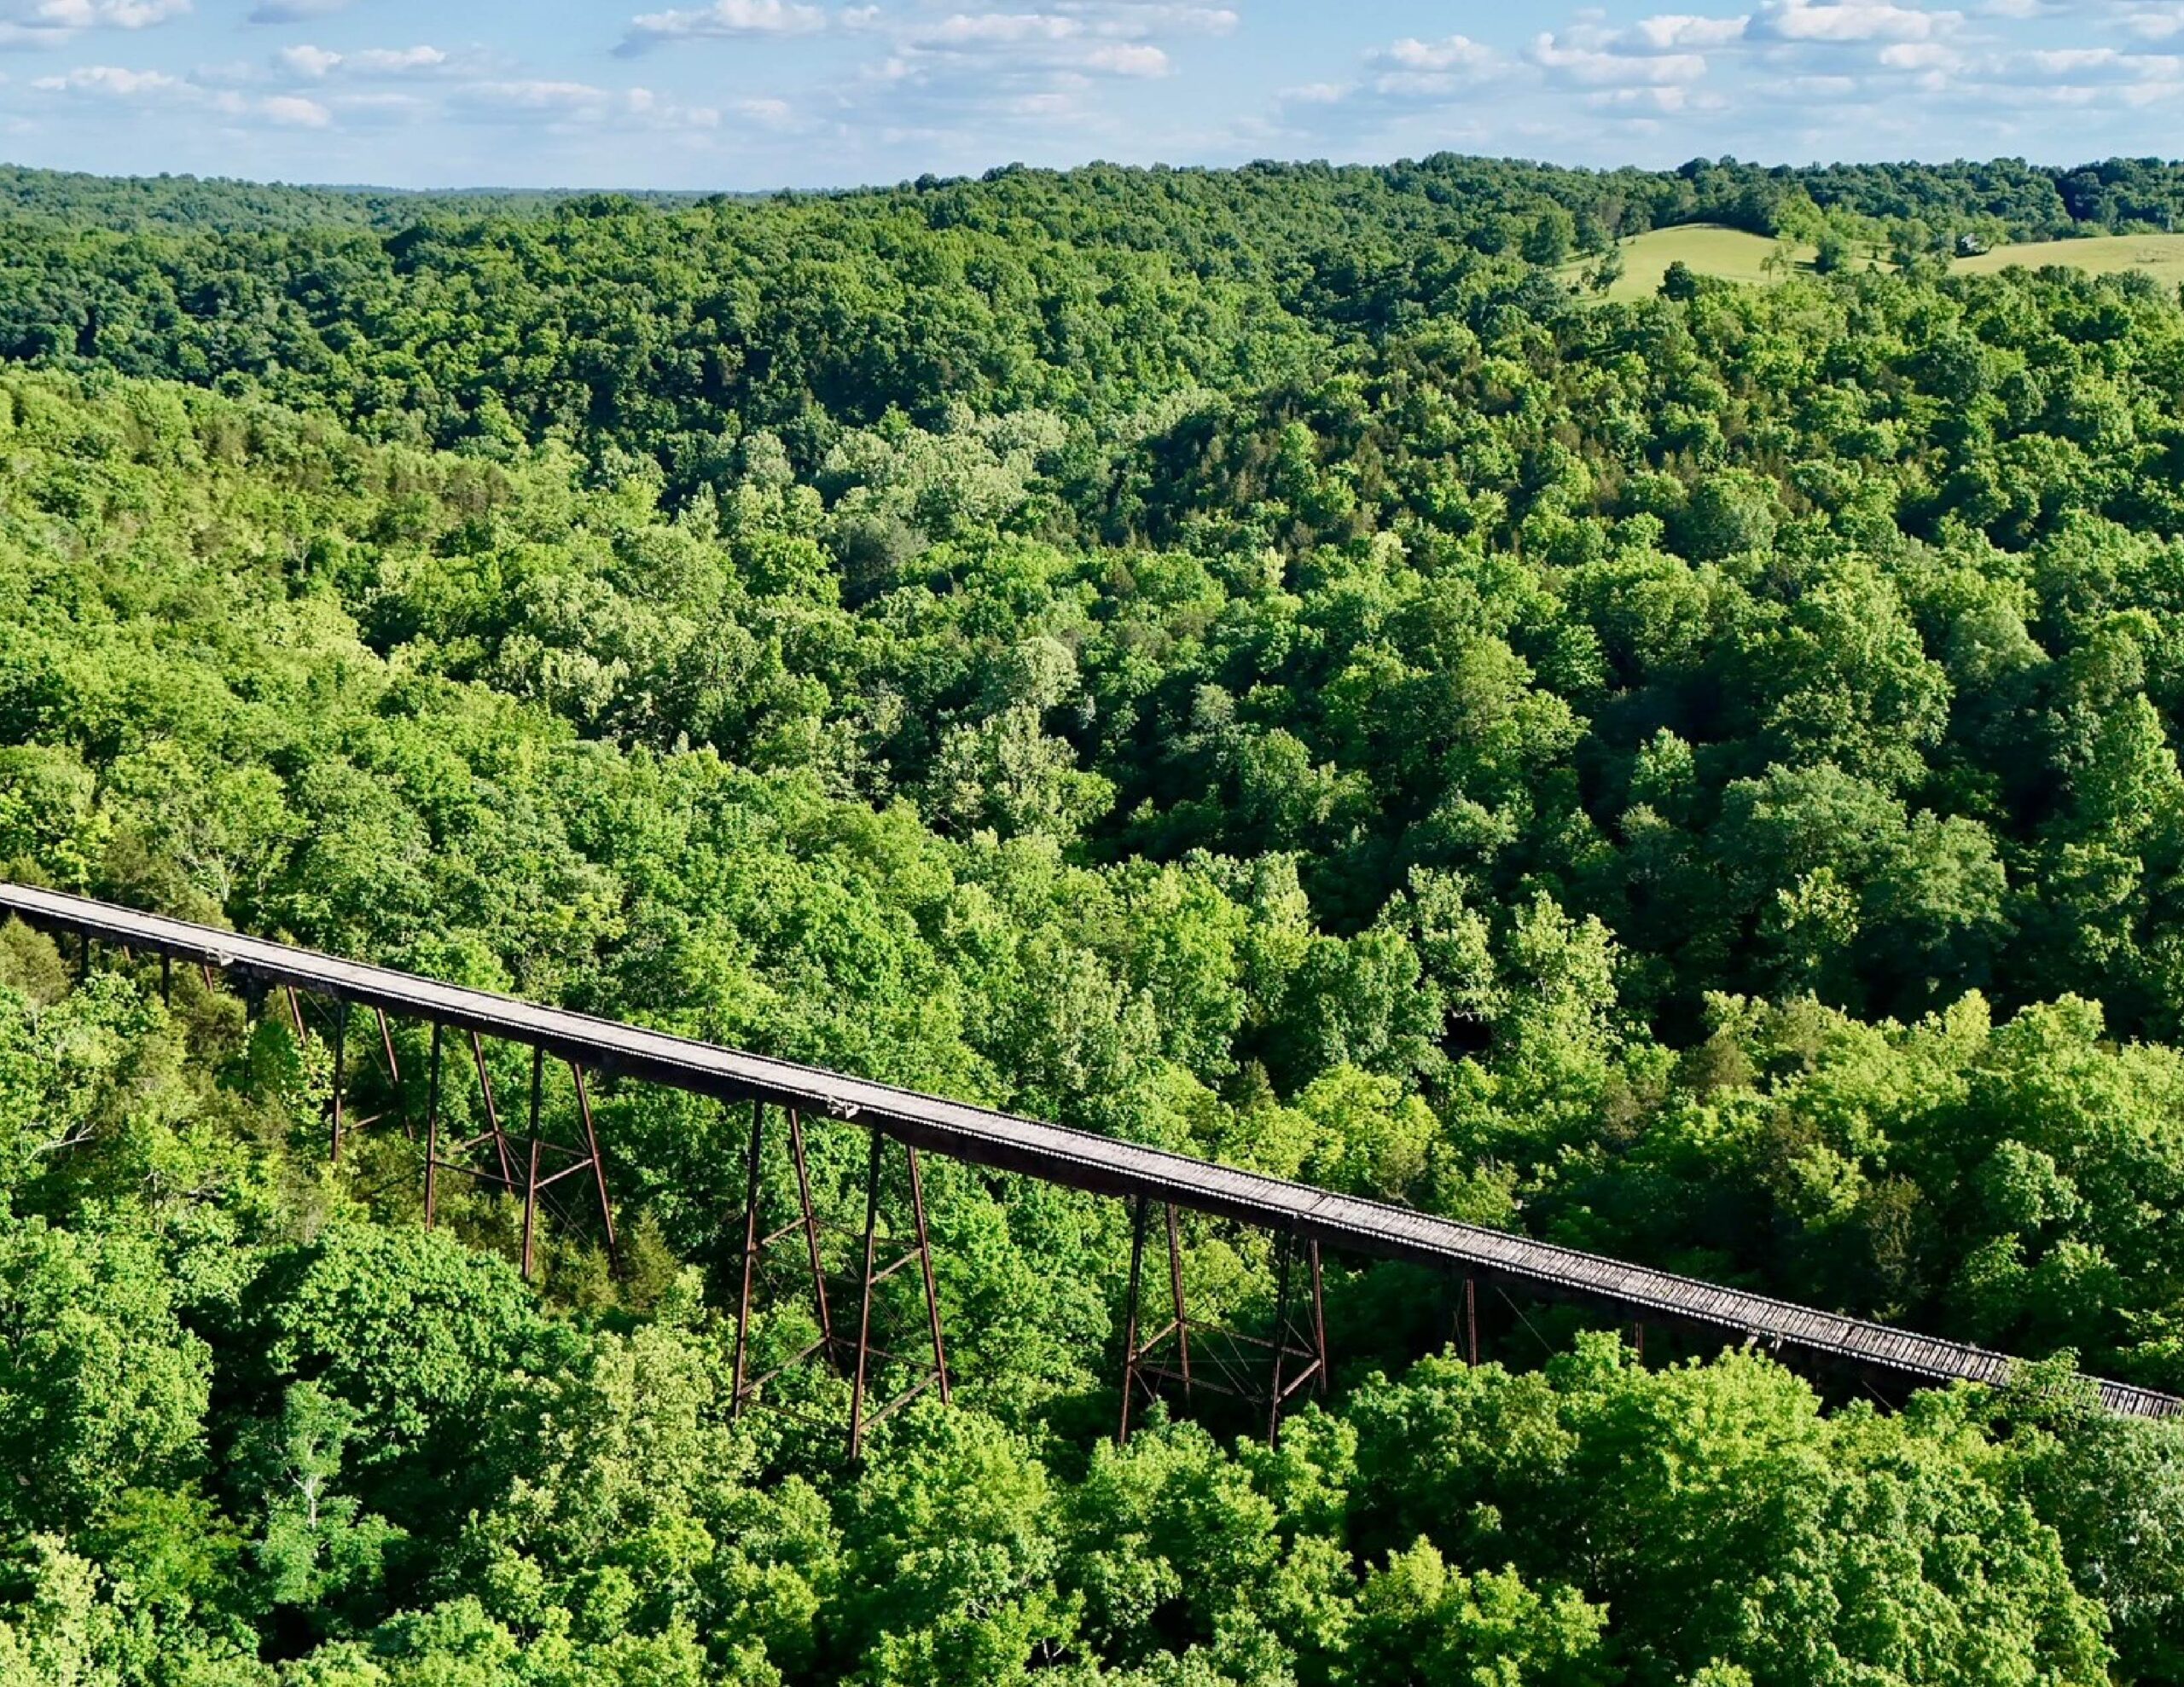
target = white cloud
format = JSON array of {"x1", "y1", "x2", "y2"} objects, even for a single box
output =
[
  {"x1": 19, "y1": 0, "x2": 189, "y2": 24},
  {"x1": 352, "y1": 44, "x2": 445, "y2": 72},
  {"x1": 0, "y1": 0, "x2": 187, "y2": 45},
  {"x1": 1531, "y1": 31, "x2": 1711, "y2": 81},
  {"x1": 1382, "y1": 34, "x2": 1497, "y2": 71},
  {"x1": 1082, "y1": 38, "x2": 1167, "y2": 71},
  {"x1": 1877, "y1": 37, "x2": 1958, "y2": 62},
  {"x1": 1751, "y1": 0, "x2": 1960, "y2": 42},
  {"x1": 277, "y1": 42, "x2": 443, "y2": 78},
  {"x1": 1357, "y1": 33, "x2": 1504, "y2": 96},
  {"x1": 258, "y1": 90, "x2": 330, "y2": 124},
  {"x1": 619, "y1": 0, "x2": 828, "y2": 53},
  {"x1": 922, "y1": 13, "x2": 1081, "y2": 46},
  {"x1": 1625, "y1": 13, "x2": 1752, "y2": 47},
  {"x1": 35, "y1": 58, "x2": 350, "y2": 129},
  {"x1": 32, "y1": 60, "x2": 175, "y2": 90},
  {"x1": 450, "y1": 76, "x2": 721, "y2": 134},
  {"x1": 2117, "y1": 3, "x2": 2184, "y2": 35},
  {"x1": 735, "y1": 94, "x2": 795, "y2": 125},
  {"x1": 1072, "y1": 2, "x2": 1236, "y2": 32},
  {"x1": 276, "y1": 42, "x2": 338, "y2": 74}
]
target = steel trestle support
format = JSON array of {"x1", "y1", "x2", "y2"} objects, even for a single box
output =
[
  {"x1": 1120, "y1": 1201, "x2": 1328, "y2": 1447},
  {"x1": 421, "y1": 1029, "x2": 618, "y2": 1281},
  {"x1": 189, "y1": 961, "x2": 620, "y2": 1283},
  {"x1": 729, "y1": 1100, "x2": 949, "y2": 1460}
]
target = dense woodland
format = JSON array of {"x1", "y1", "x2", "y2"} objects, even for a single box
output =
[{"x1": 6, "y1": 154, "x2": 2184, "y2": 1683}]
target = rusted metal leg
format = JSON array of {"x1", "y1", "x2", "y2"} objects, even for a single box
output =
[
  {"x1": 1631, "y1": 1320, "x2": 1644, "y2": 1361},
  {"x1": 424, "y1": 1023, "x2": 443, "y2": 1229},
  {"x1": 570, "y1": 1062, "x2": 617, "y2": 1272},
  {"x1": 160, "y1": 954, "x2": 171, "y2": 1006},
  {"x1": 1465, "y1": 1276, "x2": 1479, "y2": 1365},
  {"x1": 470, "y1": 1031, "x2": 514, "y2": 1189},
  {"x1": 1268, "y1": 1229, "x2": 1295, "y2": 1447},
  {"x1": 1309, "y1": 1239, "x2": 1328, "y2": 1398},
  {"x1": 1165, "y1": 1203, "x2": 1191, "y2": 1406},
  {"x1": 521, "y1": 1135, "x2": 542, "y2": 1282},
  {"x1": 329, "y1": 998, "x2": 348, "y2": 1163},
  {"x1": 848, "y1": 1128, "x2": 884, "y2": 1461},
  {"x1": 905, "y1": 1146, "x2": 950, "y2": 1406},
  {"x1": 377, "y1": 1008, "x2": 401, "y2": 1081},
  {"x1": 787, "y1": 1110, "x2": 834, "y2": 1365},
  {"x1": 732, "y1": 1100, "x2": 765, "y2": 1417},
  {"x1": 520, "y1": 1046, "x2": 543, "y2": 1281},
  {"x1": 1119, "y1": 1193, "x2": 1149, "y2": 1443},
  {"x1": 287, "y1": 986, "x2": 308, "y2": 1045}
]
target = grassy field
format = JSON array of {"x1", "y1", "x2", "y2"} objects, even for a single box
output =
[
  {"x1": 1953, "y1": 232, "x2": 2184, "y2": 285},
  {"x1": 1566, "y1": 223, "x2": 1804, "y2": 301},
  {"x1": 1567, "y1": 225, "x2": 2184, "y2": 302}
]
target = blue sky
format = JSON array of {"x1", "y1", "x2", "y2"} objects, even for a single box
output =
[{"x1": 0, "y1": 0, "x2": 2175, "y2": 191}]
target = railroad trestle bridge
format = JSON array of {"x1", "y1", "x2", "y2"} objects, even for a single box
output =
[{"x1": 6, "y1": 882, "x2": 2175, "y2": 1452}]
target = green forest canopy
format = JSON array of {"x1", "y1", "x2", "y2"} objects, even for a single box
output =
[{"x1": 4, "y1": 152, "x2": 2184, "y2": 1683}]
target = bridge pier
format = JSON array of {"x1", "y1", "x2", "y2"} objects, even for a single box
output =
[
  {"x1": 1120, "y1": 1202, "x2": 1327, "y2": 1447},
  {"x1": 412, "y1": 1026, "x2": 617, "y2": 1281},
  {"x1": 729, "y1": 1101, "x2": 949, "y2": 1459}
]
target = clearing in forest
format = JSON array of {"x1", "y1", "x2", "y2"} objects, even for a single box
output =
[
  {"x1": 1575, "y1": 225, "x2": 2184, "y2": 301},
  {"x1": 1571, "y1": 223, "x2": 1805, "y2": 299},
  {"x1": 1951, "y1": 232, "x2": 2184, "y2": 283}
]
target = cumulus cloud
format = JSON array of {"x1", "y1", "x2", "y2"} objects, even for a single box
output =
[
  {"x1": 20, "y1": 0, "x2": 189, "y2": 23},
  {"x1": 1624, "y1": 13, "x2": 1753, "y2": 47},
  {"x1": 450, "y1": 76, "x2": 722, "y2": 133},
  {"x1": 32, "y1": 60, "x2": 177, "y2": 91},
  {"x1": 880, "y1": 6, "x2": 1189, "y2": 78},
  {"x1": 618, "y1": 0, "x2": 828, "y2": 54},
  {"x1": 0, "y1": 0, "x2": 188, "y2": 47},
  {"x1": 921, "y1": 13, "x2": 1080, "y2": 46},
  {"x1": 1750, "y1": 0, "x2": 1961, "y2": 42},
  {"x1": 1381, "y1": 34, "x2": 1498, "y2": 72},
  {"x1": 254, "y1": 90, "x2": 330, "y2": 123},
  {"x1": 278, "y1": 42, "x2": 443, "y2": 78},
  {"x1": 275, "y1": 42, "x2": 337, "y2": 74},
  {"x1": 1877, "y1": 38, "x2": 1959, "y2": 63},
  {"x1": 1082, "y1": 38, "x2": 1167, "y2": 72},
  {"x1": 354, "y1": 45, "x2": 444, "y2": 72},
  {"x1": 32, "y1": 59, "x2": 342, "y2": 128},
  {"x1": 1531, "y1": 32, "x2": 1712, "y2": 83},
  {"x1": 2115, "y1": 2, "x2": 2184, "y2": 32},
  {"x1": 1064, "y1": 1, "x2": 1236, "y2": 32}
]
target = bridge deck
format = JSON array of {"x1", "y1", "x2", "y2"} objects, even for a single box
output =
[{"x1": 5, "y1": 882, "x2": 2174, "y2": 1420}]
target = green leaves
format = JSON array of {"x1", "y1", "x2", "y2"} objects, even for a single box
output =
[{"x1": 0, "y1": 1220, "x2": 211, "y2": 1535}]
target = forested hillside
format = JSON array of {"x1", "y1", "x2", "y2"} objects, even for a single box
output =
[{"x1": 5, "y1": 155, "x2": 2184, "y2": 1684}]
